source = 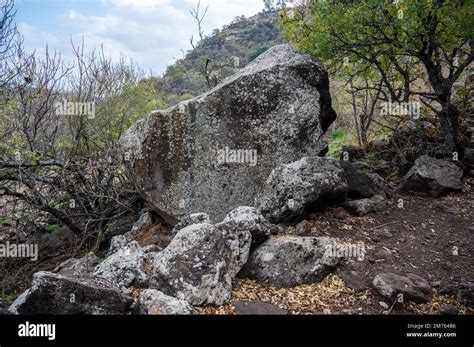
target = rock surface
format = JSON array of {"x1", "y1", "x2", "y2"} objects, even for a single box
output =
[
  {"x1": 399, "y1": 155, "x2": 463, "y2": 197},
  {"x1": 93, "y1": 242, "x2": 156, "y2": 289},
  {"x1": 344, "y1": 195, "x2": 387, "y2": 216},
  {"x1": 137, "y1": 289, "x2": 195, "y2": 315},
  {"x1": 372, "y1": 273, "x2": 432, "y2": 303},
  {"x1": 223, "y1": 206, "x2": 276, "y2": 245},
  {"x1": 171, "y1": 213, "x2": 211, "y2": 237},
  {"x1": 8, "y1": 272, "x2": 131, "y2": 315},
  {"x1": 53, "y1": 252, "x2": 101, "y2": 279},
  {"x1": 150, "y1": 222, "x2": 251, "y2": 306},
  {"x1": 120, "y1": 44, "x2": 336, "y2": 224},
  {"x1": 239, "y1": 236, "x2": 341, "y2": 288},
  {"x1": 258, "y1": 157, "x2": 348, "y2": 223}
]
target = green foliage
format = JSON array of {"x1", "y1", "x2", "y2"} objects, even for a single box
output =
[
  {"x1": 46, "y1": 224, "x2": 60, "y2": 233},
  {"x1": 281, "y1": 0, "x2": 473, "y2": 78},
  {"x1": 327, "y1": 127, "x2": 348, "y2": 159}
]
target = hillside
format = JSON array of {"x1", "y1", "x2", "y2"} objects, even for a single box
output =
[{"x1": 150, "y1": 11, "x2": 286, "y2": 106}]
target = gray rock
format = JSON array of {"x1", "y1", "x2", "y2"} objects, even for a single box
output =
[
  {"x1": 132, "y1": 212, "x2": 155, "y2": 233},
  {"x1": 399, "y1": 155, "x2": 463, "y2": 197},
  {"x1": 120, "y1": 44, "x2": 336, "y2": 224},
  {"x1": 8, "y1": 272, "x2": 131, "y2": 315},
  {"x1": 372, "y1": 273, "x2": 432, "y2": 303},
  {"x1": 239, "y1": 236, "x2": 342, "y2": 288},
  {"x1": 340, "y1": 161, "x2": 388, "y2": 199},
  {"x1": 93, "y1": 242, "x2": 155, "y2": 289},
  {"x1": 171, "y1": 213, "x2": 211, "y2": 237},
  {"x1": 258, "y1": 157, "x2": 348, "y2": 223},
  {"x1": 344, "y1": 195, "x2": 387, "y2": 216},
  {"x1": 223, "y1": 206, "x2": 276, "y2": 245},
  {"x1": 108, "y1": 234, "x2": 129, "y2": 255},
  {"x1": 137, "y1": 289, "x2": 195, "y2": 315},
  {"x1": 439, "y1": 303, "x2": 459, "y2": 315},
  {"x1": 295, "y1": 220, "x2": 312, "y2": 236},
  {"x1": 53, "y1": 252, "x2": 101, "y2": 279},
  {"x1": 372, "y1": 247, "x2": 393, "y2": 262},
  {"x1": 150, "y1": 222, "x2": 251, "y2": 306},
  {"x1": 234, "y1": 300, "x2": 288, "y2": 315}
]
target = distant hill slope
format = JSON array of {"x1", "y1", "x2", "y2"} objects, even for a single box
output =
[{"x1": 149, "y1": 11, "x2": 286, "y2": 106}]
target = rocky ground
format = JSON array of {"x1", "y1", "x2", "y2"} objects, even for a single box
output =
[{"x1": 198, "y1": 178, "x2": 473, "y2": 315}]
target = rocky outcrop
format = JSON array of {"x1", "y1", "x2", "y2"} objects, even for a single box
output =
[
  {"x1": 372, "y1": 273, "x2": 432, "y2": 304},
  {"x1": 120, "y1": 44, "x2": 336, "y2": 224},
  {"x1": 150, "y1": 222, "x2": 251, "y2": 306},
  {"x1": 8, "y1": 272, "x2": 131, "y2": 315},
  {"x1": 239, "y1": 236, "x2": 342, "y2": 288},
  {"x1": 399, "y1": 155, "x2": 463, "y2": 197},
  {"x1": 137, "y1": 289, "x2": 195, "y2": 315}
]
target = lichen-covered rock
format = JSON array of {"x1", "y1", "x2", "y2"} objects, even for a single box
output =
[
  {"x1": 257, "y1": 157, "x2": 348, "y2": 223},
  {"x1": 171, "y1": 213, "x2": 211, "y2": 237},
  {"x1": 239, "y1": 236, "x2": 342, "y2": 288},
  {"x1": 137, "y1": 289, "x2": 195, "y2": 315},
  {"x1": 53, "y1": 252, "x2": 101, "y2": 279},
  {"x1": 8, "y1": 272, "x2": 131, "y2": 315},
  {"x1": 93, "y1": 242, "x2": 157, "y2": 289},
  {"x1": 344, "y1": 195, "x2": 387, "y2": 216},
  {"x1": 120, "y1": 44, "x2": 336, "y2": 224},
  {"x1": 223, "y1": 206, "x2": 277, "y2": 245},
  {"x1": 372, "y1": 273, "x2": 432, "y2": 303},
  {"x1": 150, "y1": 222, "x2": 251, "y2": 306},
  {"x1": 399, "y1": 155, "x2": 463, "y2": 197}
]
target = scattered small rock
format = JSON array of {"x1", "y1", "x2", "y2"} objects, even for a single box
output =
[{"x1": 372, "y1": 273, "x2": 433, "y2": 303}]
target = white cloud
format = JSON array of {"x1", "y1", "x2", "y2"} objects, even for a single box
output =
[{"x1": 19, "y1": 0, "x2": 265, "y2": 74}]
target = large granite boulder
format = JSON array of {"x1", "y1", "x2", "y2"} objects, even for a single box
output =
[{"x1": 120, "y1": 44, "x2": 336, "y2": 224}]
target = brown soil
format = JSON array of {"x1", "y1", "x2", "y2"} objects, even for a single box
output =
[{"x1": 199, "y1": 178, "x2": 474, "y2": 315}]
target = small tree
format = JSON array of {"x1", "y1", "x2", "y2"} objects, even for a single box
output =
[{"x1": 282, "y1": 0, "x2": 473, "y2": 155}]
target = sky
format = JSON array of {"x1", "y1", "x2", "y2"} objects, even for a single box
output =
[{"x1": 14, "y1": 0, "x2": 266, "y2": 75}]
